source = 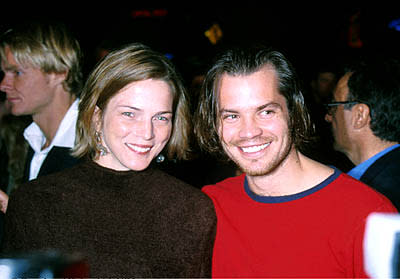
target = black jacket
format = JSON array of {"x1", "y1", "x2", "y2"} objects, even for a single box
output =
[
  {"x1": 360, "y1": 146, "x2": 400, "y2": 210},
  {"x1": 23, "y1": 146, "x2": 81, "y2": 182}
]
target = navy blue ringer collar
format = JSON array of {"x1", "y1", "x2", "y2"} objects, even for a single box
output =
[{"x1": 244, "y1": 167, "x2": 342, "y2": 203}]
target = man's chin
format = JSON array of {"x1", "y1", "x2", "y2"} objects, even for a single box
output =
[
  {"x1": 236, "y1": 163, "x2": 274, "y2": 177},
  {"x1": 9, "y1": 105, "x2": 26, "y2": 116}
]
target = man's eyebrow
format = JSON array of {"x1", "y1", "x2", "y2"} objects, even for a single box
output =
[
  {"x1": 219, "y1": 102, "x2": 282, "y2": 114},
  {"x1": 257, "y1": 102, "x2": 282, "y2": 111},
  {"x1": 219, "y1": 108, "x2": 237, "y2": 114},
  {"x1": 1, "y1": 64, "x2": 18, "y2": 71}
]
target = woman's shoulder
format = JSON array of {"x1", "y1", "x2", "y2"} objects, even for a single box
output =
[
  {"x1": 150, "y1": 168, "x2": 203, "y2": 193},
  {"x1": 148, "y1": 168, "x2": 213, "y2": 205},
  {"x1": 11, "y1": 161, "x2": 88, "y2": 198}
]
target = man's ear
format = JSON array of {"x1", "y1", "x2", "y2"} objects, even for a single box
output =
[
  {"x1": 352, "y1": 103, "x2": 370, "y2": 130},
  {"x1": 49, "y1": 71, "x2": 68, "y2": 87}
]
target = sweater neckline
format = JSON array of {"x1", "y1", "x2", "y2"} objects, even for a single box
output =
[
  {"x1": 244, "y1": 167, "x2": 342, "y2": 203},
  {"x1": 85, "y1": 157, "x2": 155, "y2": 177}
]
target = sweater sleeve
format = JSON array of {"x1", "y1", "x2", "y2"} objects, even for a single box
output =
[
  {"x1": 168, "y1": 187, "x2": 217, "y2": 278},
  {"x1": 193, "y1": 201, "x2": 217, "y2": 278},
  {"x1": 1, "y1": 187, "x2": 34, "y2": 253},
  {"x1": 1, "y1": 183, "x2": 55, "y2": 254}
]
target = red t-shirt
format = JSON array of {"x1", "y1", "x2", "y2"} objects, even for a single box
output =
[{"x1": 202, "y1": 169, "x2": 397, "y2": 278}]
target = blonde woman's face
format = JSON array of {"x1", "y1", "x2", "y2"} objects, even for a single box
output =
[{"x1": 95, "y1": 79, "x2": 173, "y2": 171}]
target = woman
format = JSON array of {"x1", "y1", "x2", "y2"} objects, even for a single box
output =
[{"x1": 1, "y1": 43, "x2": 217, "y2": 277}]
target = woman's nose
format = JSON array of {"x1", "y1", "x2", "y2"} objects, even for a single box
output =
[{"x1": 134, "y1": 119, "x2": 154, "y2": 140}]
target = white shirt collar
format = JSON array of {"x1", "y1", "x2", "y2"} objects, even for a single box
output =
[{"x1": 24, "y1": 99, "x2": 79, "y2": 153}]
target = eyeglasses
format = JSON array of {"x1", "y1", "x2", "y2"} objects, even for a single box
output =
[{"x1": 324, "y1": 101, "x2": 359, "y2": 115}]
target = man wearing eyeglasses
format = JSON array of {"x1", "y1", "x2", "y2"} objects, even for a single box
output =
[{"x1": 325, "y1": 56, "x2": 400, "y2": 210}]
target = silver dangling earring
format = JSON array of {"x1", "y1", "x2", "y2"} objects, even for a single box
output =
[
  {"x1": 156, "y1": 154, "x2": 165, "y2": 163},
  {"x1": 95, "y1": 131, "x2": 109, "y2": 156}
]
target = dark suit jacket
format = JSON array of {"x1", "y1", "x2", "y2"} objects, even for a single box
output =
[
  {"x1": 360, "y1": 146, "x2": 400, "y2": 210},
  {"x1": 23, "y1": 146, "x2": 82, "y2": 183}
]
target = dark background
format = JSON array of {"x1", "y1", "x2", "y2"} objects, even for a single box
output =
[
  {"x1": 0, "y1": 5, "x2": 399, "y2": 185},
  {"x1": 1, "y1": 6, "x2": 399, "y2": 82}
]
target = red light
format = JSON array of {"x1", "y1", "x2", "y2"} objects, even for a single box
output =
[{"x1": 131, "y1": 9, "x2": 168, "y2": 19}]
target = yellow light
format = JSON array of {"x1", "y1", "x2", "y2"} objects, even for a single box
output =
[{"x1": 205, "y1": 23, "x2": 223, "y2": 45}]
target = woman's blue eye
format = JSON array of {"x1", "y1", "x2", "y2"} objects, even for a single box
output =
[{"x1": 155, "y1": 115, "x2": 170, "y2": 122}]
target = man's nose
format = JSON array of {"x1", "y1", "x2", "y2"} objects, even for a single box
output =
[
  {"x1": 239, "y1": 117, "x2": 263, "y2": 139},
  {"x1": 0, "y1": 74, "x2": 12, "y2": 93}
]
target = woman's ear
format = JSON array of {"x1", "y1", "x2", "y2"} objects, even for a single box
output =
[
  {"x1": 93, "y1": 106, "x2": 102, "y2": 131},
  {"x1": 352, "y1": 103, "x2": 370, "y2": 130}
]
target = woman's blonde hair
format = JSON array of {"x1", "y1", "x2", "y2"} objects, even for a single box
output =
[{"x1": 72, "y1": 43, "x2": 192, "y2": 160}]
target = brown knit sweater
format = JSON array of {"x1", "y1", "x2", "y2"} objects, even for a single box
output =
[{"x1": 1, "y1": 159, "x2": 217, "y2": 277}]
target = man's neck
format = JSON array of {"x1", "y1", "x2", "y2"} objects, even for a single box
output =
[
  {"x1": 355, "y1": 139, "x2": 399, "y2": 166},
  {"x1": 33, "y1": 94, "x2": 76, "y2": 150},
  {"x1": 246, "y1": 150, "x2": 334, "y2": 197}
]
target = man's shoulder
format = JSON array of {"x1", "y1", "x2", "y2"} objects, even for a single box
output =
[
  {"x1": 18, "y1": 161, "x2": 83, "y2": 191},
  {"x1": 38, "y1": 147, "x2": 82, "y2": 177},
  {"x1": 332, "y1": 172, "x2": 385, "y2": 195},
  {"x1": 46, "y1": 146, "x2": 79, "y2": 160},
  {"x1": 202, "y1": 174, "x2": 245, "y2": 195},
  {"x1": 330, "y1": 172, "x2": 397, "y2": 213},
  {"x1": 364, "y1": 146, "x2": 400, "y2": 179}
]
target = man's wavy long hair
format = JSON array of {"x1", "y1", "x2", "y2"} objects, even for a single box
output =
[{"x1": 194, "y1": 45, "x2": 315, "y2": 159}]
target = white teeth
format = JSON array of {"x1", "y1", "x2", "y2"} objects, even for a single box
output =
[
  {"x1": 241, "y1": 143, "x2": 270, "y2": 153},
  {"x1": 127, "y1": 144, "x2": 151, "y2": 152}
]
